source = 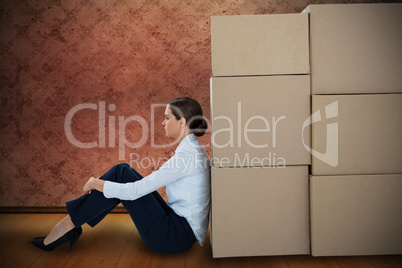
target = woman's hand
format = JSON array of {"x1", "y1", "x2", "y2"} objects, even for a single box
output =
[{"x1": 83, "y1": 176, "x2": 102, "y2": 194}]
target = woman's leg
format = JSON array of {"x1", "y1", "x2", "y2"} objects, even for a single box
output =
[
  {"x1": 40, "y1": 164, "x2": 130, "y2": 245},
  {"x1": 99, "y1": 164, "x2": 197, "y2": 253},
  {"x1": 68, "y1": 163, "x2": 196, "y2": 253},
  {"x1": 43, "y1": 163, "x2": 196, "y2": 253},
  {"x1": 121, "y1": 192, "x2": 197, "y2": 254},
  {"x1": 43, "y1": 215, "x2": 75, "y2": 245},
  {"x1": 66, "y1": 163, "x2": 136, "y2": 228}
]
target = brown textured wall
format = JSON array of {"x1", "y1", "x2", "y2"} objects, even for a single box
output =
[{"x1": 0, "y1": 0, "x2": 394, "y2": 207}]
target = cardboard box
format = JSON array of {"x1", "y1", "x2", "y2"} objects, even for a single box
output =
[
  {"x1": 211, "y1": 166, "x2": 310, "y2": 258},
  {"x1": 310, "y1": 174, "x2": 402, "y2": 256},
  {"x1": 303, "y1": 4, "x2": 402, "y2": 94},
  {"x1": 311, "y1": 94, "x2": 402, "y2": 175},
  {"x1": 211, "y1": 13, "x2": 309, "y2": 76},
  {"x1": 210, "y1": 75, "x2": 311, "y2": 167}
]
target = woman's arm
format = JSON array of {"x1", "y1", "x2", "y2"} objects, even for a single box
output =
[
  {"x1": 83, "y1": 176, "x2": 105, "y2": 194},
  {"x1": 103, "y1": 151, "x2": 192, "y2": 201}
]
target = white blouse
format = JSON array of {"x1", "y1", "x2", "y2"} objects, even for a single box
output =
[{"x1": 103, "y1": 133, "x2": 211, "y2": 246}]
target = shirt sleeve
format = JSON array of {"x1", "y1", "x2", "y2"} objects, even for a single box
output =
[{"x1": 103, "y1": 150, "x2": 192, "y2": 201}]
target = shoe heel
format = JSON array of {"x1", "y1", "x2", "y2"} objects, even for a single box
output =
[
  {"x1": 69, "y1": 234, "x2": 79, "y2": 253},
  {"x1": 69, "y1": 241, "x2": 75, "y2": 253}
]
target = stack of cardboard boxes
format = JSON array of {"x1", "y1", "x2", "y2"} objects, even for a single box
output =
[
  {"x1": 304, "y1": 4, "x2": 402, "y2": 256},
  {"x1": 210, "y1": 3, "x2": 402, "y2": 258},
  {"x1": 210, "y1": 14, "x2": 311, "y2": 258}
]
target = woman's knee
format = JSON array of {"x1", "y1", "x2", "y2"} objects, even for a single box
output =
[
  {"x1": 115, "y1": 163, "x2": 131, "y2": 171},
  {"x1": 112, "y1": 163, "x2": 142, "y2": 183}
]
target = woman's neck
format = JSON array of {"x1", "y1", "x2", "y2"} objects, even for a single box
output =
[{"x1": 176, "y1": 130, "x2": 192, "y2": 143}]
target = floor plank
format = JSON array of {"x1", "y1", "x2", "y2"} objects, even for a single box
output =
[{"x1": 0, "y1": 214, "x2": 401, "y2": 268}]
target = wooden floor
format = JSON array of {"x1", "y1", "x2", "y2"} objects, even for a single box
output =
[{"x1": 1, "y1": 214, "x2": 401, "y2": 268}]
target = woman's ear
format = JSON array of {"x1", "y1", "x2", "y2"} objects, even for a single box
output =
[{"x1": 181, "y1": 118, "x2": 187, "y2": 127}]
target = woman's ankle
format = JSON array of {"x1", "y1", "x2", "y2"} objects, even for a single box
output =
[{"x1": 43, "y1": 216, "x2": 75, "y2": 245}]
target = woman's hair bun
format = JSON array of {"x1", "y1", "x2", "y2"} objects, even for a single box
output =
[{"x1": 191, "y1": 117, "x2": 208, "y2": 137}]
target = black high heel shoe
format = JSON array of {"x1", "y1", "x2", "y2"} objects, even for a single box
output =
[
  {"x1": 31, "y1": 227, "x2": 82, "y2": 252},
  {"x1": 33, "y1": 227, "x2": 82, "y2": 241}
]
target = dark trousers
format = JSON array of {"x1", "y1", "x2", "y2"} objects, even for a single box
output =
[{"x1": 66, "y1": 163, "x2": 197, "y2": 254}]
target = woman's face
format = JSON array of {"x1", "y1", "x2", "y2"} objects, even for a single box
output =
[{"x1": 162, "y1": 105, "x2": 185, "y2": 139}]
